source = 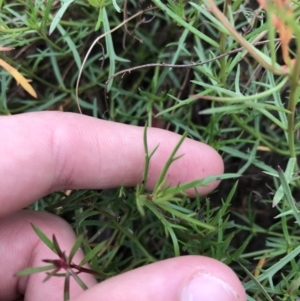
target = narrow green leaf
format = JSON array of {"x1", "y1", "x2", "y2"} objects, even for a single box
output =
[
  {"x1": 68, "y1": 233, "x2": 85, "y2": 263},
  {"x1": 192, "y1": 77, "x2": 289, "y2": 105},
  {"x1": 237, "y1": 142, "x2": 258, "y2": 174},
  {"x1": 79, "y1": 240, "x2": 107, "y2": 266},
  {"x1": 273, "y1": 158, "x2": 296, "y2": 207},
  {"x1": 165, "y1": 173, "x2": 240, "y2": 194},
  {"x1": 102, "y1": 7, "x2": 130, "y2": 91},
  {"x1": 151, "y1": 0, "x2": 219, "y2": 47},
  {"x1": 57, "y1": 23, "x2": 81, "y2": 69},
  {"x1": 70, "y1": 270, "x2": 88, "y2": 290},
  {"x1": 277, "y1": 163, "x2": 300, "y2": 225},
  {"x1": 49, "y1": 0, "x2": 75, "y2": 35},
  {"x1": 42, "y1": 0, "x2": 54, "y2": 30},
  {"x1": 167, "y1": 225, "x2": 180, "y2": 256},
  {"x1": 244, "y1": 244, "x2": 300, "y2": 290},
  {"x1": 64, "y1": 272, "x2": 70, "y2": 301},
  {"x1": 31, "y1": 223, "x2": 56, "y2": 253},
  {"x1": 159, "y1": 203, "x2": 216, "y2": 230},
  {"x1": 239, "y1": 262, "x2": 273, "y2": 301},
  {"x1": 81, "y1": 239, "x2": 99, "y2": 270},
  {"x1": 256, "y1": 107, "x2": 287, "y2": 130},
  {"x1": 153, "y1": 132, "x2": 187, "y2": 193},
  {"x1": 199, "y1": 104, "x2": 247, "y2": 115},
  {"x1": 49, "y1": 50, "x2": 65, "y2": 89},
  {"x1": 189, "y1": 2, "x2": 229, "y2": 34},
  {"x1": 53, "y1": 235, "x2": 64, "y2": 257},
  {"x1": 111, "y1": 0, "x2": 121, "y2": 13},
  {"x1": 16, "y1": 264, "x2": 55, "y2": 277}
]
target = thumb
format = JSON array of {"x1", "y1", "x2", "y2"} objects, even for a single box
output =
[{"x1": 72, "y1": 256, "x2": 246, "y2": 301}]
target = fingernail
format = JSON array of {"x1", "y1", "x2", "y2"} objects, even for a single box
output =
[{"x1": 181, "y1": 270, "x2": 241, "y2": 301}]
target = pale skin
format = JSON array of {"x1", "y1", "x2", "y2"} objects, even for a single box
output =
[{"x1": 0, "y1": 112, "x2": 246, "y2": 301}]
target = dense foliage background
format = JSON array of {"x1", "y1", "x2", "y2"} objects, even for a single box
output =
[{"x1": 1, "y1": 0, "x2": 300, "y2": 299}]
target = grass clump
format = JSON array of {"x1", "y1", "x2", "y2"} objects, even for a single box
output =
[{"x1": 2, "y1": 0, "x2": 300, "y2": 299}]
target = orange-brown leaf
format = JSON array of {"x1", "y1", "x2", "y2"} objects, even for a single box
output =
[
  {"x1": 0, "y1": 58, "x2": 37, "y2": 98},
  {"x1": 281, "y1": 58, "x2": 295, "y2": 71},
  {"x1": 256, "y1": 0, "x2": 267, "y2": 8},
  {"x1": 0, "y1": 46, "x2": 14, "y2": 51},
  {"x1": 272, "y1": 14, "x2": 293, "y2": 66}
]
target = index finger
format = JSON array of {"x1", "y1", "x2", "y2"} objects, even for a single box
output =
[{"x1": 0, "y1": 111, "x2": 224, "y2": 217}]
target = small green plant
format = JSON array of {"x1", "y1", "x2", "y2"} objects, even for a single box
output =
[
  {"x1": 17, "y1": 127, "x2": 240, "y2": 300},
  {"x1": 16, "y1": 225, "x2": 105, "y2": 301}
]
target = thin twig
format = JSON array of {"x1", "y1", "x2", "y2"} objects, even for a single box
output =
[
  {"x1": 75, "y1": 7, "x2": 155, "y2": 113},
  {"x1": 104, "y1": 38, "x2": 282, "y2": 101},
  {"x1": 122, "y1": 0, "x2": 151, "y2": 48}
]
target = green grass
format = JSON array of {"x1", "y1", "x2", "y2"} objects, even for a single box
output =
[{"x1": 2, "y1": 0, "x2": 300, "y2": 299}]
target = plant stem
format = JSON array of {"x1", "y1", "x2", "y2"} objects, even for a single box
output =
[
  {"x1": 287, "y1": 39, "x2": 300, "y2": 160},
  {"x1": 219, "y1": 0, "x2": 229, "y2": 87}
]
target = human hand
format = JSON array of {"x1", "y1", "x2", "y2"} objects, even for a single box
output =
[{"x1": 0, "y1": 111, "x2": 246, "y2": 301}]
